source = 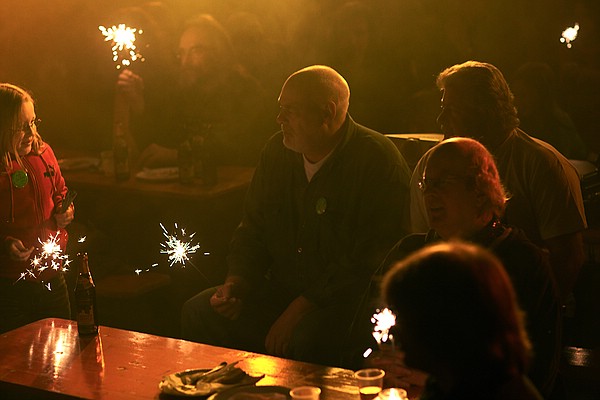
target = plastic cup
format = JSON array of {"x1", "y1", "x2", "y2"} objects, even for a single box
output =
[
  {"x1": 355, "y1": 368, "x2": 385, "y2": 400},
  {"x1": 289, "y1": 386, "x2": 321, "y2": 400},
  {"x1": 377, "y1": 388, "x2": 408, "y2": 399}
]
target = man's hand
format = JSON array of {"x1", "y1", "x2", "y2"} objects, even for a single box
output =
[
  {"x1": 265, "y1": 296, "x2": 316, "y2": 357},
  {"x1": 5, "y1": 237, "x2": 34, "y2": 262},
  {"x1": 117, "y1": 69, "x2": 145, "y2": 114},
  {"x1": 209, "y1": 278, "x2": 248, "y2": 320},
  {"x1": 54, "y1": 203, "x2": 74, "y2": 229}
]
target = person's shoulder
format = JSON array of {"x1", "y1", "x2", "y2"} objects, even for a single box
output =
[
  {"x1": 502, "y1": 129, "x2": 567, "y2": 162},
  {"x1": 495, "y1": 226, "x2": 549, "y2": 265},
  {"x1": 500, "y1": 129, "x2": 580, "y2": 178},
  {"x1": 347, "y1": 118, "x2": 409, "y2": 165}
]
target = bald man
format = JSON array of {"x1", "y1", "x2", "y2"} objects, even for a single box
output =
[{"x1": 182, "y1": 65, "x2": 411, "y2": 367}]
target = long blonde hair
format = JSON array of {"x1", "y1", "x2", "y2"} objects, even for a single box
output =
[{"x1": 0, "y1": 83, "x2": 44, "y2": 170}]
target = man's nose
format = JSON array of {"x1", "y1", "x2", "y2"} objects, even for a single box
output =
[{"x1": 276, "y1": 110, "x2": 285, "y2": 125}]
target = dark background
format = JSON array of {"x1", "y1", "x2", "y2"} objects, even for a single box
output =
[{"x1": 1, "y1": 0, "x2": 599, "y2": 155}]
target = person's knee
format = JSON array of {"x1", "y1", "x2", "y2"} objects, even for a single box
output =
[{"x1": 181, "y1": 287, "x2": 217, "y2": 340}]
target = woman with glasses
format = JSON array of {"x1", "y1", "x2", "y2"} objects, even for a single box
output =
[
  {"x1": 0, "y1": 83, "x2": 74, "y2": 334},
  {"x1": 373, "y1": 137, "x2": 561, "y2": 397}
]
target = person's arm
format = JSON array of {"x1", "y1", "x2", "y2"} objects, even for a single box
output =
[
  {"x1": 4, "y1": 236, "x2": 34, "y2": 262},
  {"x1": 209, "y1": 275, "x2": 250, "y2": 320},
  {"x1": 265, "y1": 295, "x2": 317, "y2": 356},
  {"x1": 545, "y1": 231, "x2": 585, "y2": 301}
]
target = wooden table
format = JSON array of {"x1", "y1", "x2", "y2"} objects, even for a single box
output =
[
  {"x1": 61, "y1": 164, "x2": 255, "y2": 202},
  {"x1": 0, "y1": 318, "x2": 360, "y2": 399}
]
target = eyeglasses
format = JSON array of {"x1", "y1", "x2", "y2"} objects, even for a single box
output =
[
  {"x1": 14, "y1": 118, "x2": 41, "y2": 133},
  {"x1": 418, "y1": 175, "x2": 473, "y2": 191}
]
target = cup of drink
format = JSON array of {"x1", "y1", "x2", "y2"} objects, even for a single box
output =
[
  {"x1": 355, "y1": 368, "x2": 385, "y2": 400},
  {"x1": 377, "y1": 388, "x2": 408, "y2": 399},
  {"x1": 289, "y1": 386, "x2": 321, "y2": 400}
]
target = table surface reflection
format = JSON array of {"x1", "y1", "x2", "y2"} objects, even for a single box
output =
[{"x1": 0, "y1": 318, "x2": 359, "y2": 399}]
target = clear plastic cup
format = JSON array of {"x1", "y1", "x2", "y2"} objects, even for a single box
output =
[{"x1": 355, "y1": 368, "x2": 385, "y2": 400}]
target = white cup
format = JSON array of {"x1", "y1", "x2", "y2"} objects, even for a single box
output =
[{"x1": 289, "y1": 386, "x2": 321, "y2": 400}]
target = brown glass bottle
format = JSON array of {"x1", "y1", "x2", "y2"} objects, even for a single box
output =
[
  {"x1": 113, "y1": 123, "x2": 131, "y2": 182},
  {"x1": 75, "y1": 253, "x2": 99, "y2": 335}
]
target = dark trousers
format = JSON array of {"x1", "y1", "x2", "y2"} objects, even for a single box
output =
[
  {"x1": 181, "y1": 285, "x2": 368, "y2": 367},
  {"x1": 0, "y1": 274, "x2": 71, "y2": 334}
]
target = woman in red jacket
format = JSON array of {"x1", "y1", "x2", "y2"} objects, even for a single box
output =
[{"x1": 0, "y1": 83, "x2": 74, "y2": 333}]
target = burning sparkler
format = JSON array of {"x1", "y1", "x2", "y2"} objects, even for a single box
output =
[
  {"x1": 98, "y1": 24, "x2": 145, "y2": 69},
  {"x1": 156, "y1": 223, "x2": 210, "y2": 282},
  {"x1": 560, "y1": 23, "x2": 579, "y2": 48},
  {"x1": 364, "y1": 307, "x2": 397, "y2": 358},
  {"x1": 16, "y1": 232, "x2": 71, "y2": 290}
]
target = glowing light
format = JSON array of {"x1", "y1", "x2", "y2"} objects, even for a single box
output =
[
  {"x1": 160, "y1": 223, "x2": 201, "y2": 267},
  {"x1": 98, "y1": 24, "x2": 145, "y2": 70},
  {"x1": 153, "y1": 223, "x2": 210, "y2": 283},
  {"x1": 16, "y1": 232, "x2": 70, "y2": 290},
  {"x1": 371, "y1": 308, "x2": 396, "y2": 345},
  {"x1": 560, "y1": 23, "x2": 579, "y2": 48},
  {"x1": 78, "y1": 236, "x2": 87, "y2": 243}
]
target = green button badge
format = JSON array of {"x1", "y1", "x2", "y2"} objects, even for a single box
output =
[
  {"x1": 11, "y1": 170, "x2": 28, "y2": 188},
  {"x1": 316, "y1": 197, "x2": 327, "y2": 215}
]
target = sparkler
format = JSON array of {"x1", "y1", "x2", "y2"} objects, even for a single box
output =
[
  {"x1": 156, "y1": 223, "x2": 210, "y2": 282},
  {"x1": 560, "y1": 23, "x2": 579, "y2": 48},
  {"x1": 16, "y1": 232, "x2": 71, "y2": 290},
  {"x1": 98, "y1": 24, "x2": 145, "y2": 69},
  {"x1": 371, "y1": 307, "x2": 396, "y2": 345},
  {"x1": 364, "y1": 307, "x2": 397, "y2": 358}
]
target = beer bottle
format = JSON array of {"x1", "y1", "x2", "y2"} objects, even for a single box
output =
[
  {"x1": 75, "y1": 253, "x2": 99, "y2": 335},
  {"x1": 200, "y1": 131, "x2": 218, "y2": 186},
  {"x1": 113, "y1": 123, "x2": 131, "y2": 182},
  {"x1": 178, "y1": 139, "x2": 194, "y2": 185}
]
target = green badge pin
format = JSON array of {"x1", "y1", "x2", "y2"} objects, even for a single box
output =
[
  {"x1": 11, "y1": 170, "x2": 28, "y2": 188},
  {"x1": 316, "y1": 197, "x2": 327, "y2": 215}
]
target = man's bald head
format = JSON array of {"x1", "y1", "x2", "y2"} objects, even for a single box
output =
[{"x1": 283, "y1": 65, "x2": 350, "y2": 126}]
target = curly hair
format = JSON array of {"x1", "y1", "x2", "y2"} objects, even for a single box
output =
[
  {"x1": 437, "y1": 61, "x2": 520, "y2": 136},
  {"x1": 429, "y1": 137, "x2": 509, "y2": 218}
]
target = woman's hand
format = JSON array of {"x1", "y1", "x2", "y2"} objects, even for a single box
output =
[
  {"x1": 54, "y1": 203, "x2": 74, "y2": 229},
  {"x1": 5, "y1": 236, "x2": 34, "y2": 262}
]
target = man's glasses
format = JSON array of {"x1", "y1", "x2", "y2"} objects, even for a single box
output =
[{"x1": 418, "y1": 175, "x2": 473, "y2": 191}]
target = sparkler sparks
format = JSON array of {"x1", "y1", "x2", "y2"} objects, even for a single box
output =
[
  {"x1": 560, "y1": 23, "x2": 580, "y2": 48},
  {"x1": 16, "y1": 233, "x2": 70, "y2": 289},
  {"x1": 98, "y1": 24, "x2": 145, "y2": 69},
  {"x1": 371, "y1": 307, "x2": 396, "y2": 345},
  {"x1": 364, "y1": 307, "x2": 397, "y2": 358},
  {"x1": 156, "y1": 223, "x2": 210, "y2": 282}
]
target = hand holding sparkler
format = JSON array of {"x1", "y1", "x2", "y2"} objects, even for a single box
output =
[
  {"x1": 5, "y1": 236, "x2": 34, "y2": 262},
  {"x1": 117, "y1": 70, "x2": 145, "y2": 114},
  {"x1": 210, "y1": 280, "x2": 245, "y2": 320}
]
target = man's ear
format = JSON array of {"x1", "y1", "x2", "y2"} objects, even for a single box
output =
[{"x1": 322, "y1": 100, "x2": 337, "y2": 124}]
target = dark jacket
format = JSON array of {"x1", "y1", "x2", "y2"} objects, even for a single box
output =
[
  {"x1": 382, "y1": 221, "x2": 561, "y2": 396},
  {"x1": 227, "y1": 116, "x2": 411, "y2": 307}
]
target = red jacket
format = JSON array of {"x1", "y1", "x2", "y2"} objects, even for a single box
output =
[{"x1": 0, "y1": 144, "x2": 69, "y2": 281}]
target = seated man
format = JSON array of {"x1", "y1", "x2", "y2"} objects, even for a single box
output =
[
  {"x1": 382, "y1": 137, "x2": 560, "y2": 396},
  {"x1": 181, "y1": 65, "x2": 411, "y2": 368},
  {"x1": 382, "y1": 242, "x2": 543, "y2": 400},
  {"x1": 117, "y1": 14, "x2": 272, "y2": 168},
  {"x1": 410, "y1": 61, "x2": 587, "y2": 302}
]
